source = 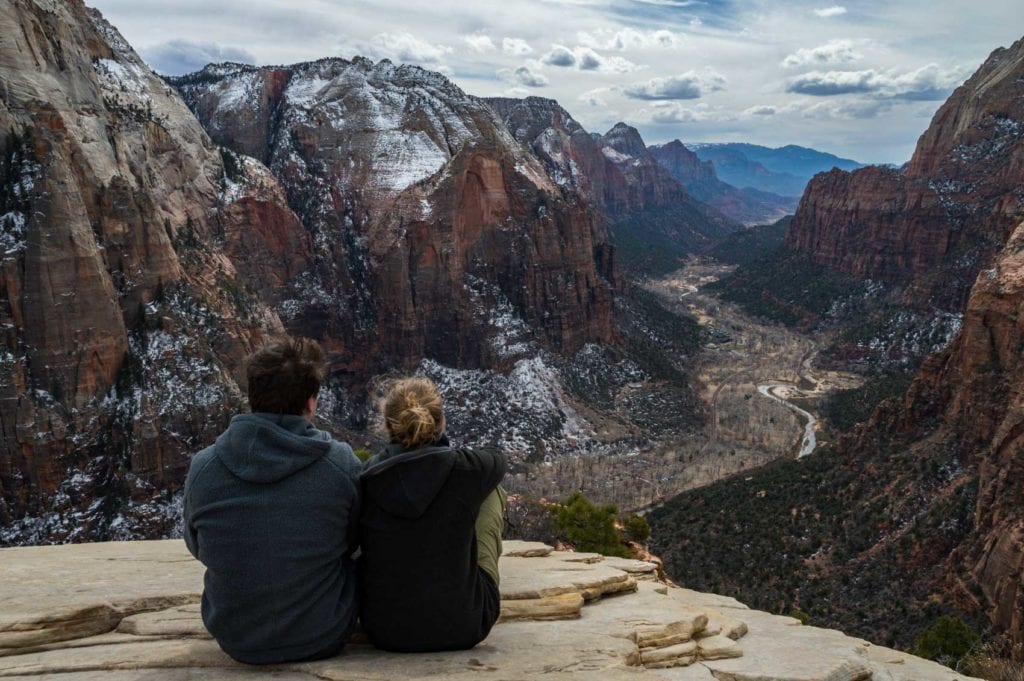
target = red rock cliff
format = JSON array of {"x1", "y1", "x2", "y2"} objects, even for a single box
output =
[
  {"x1": 0, "y1": 0, "x2": 309, "y2": 541},
  {"x1": 785, "y1": 37, "x2": 1024, "y2": 310},
  {"x1": 176, "y1": 62, "x2": 618, "y2": 375}
]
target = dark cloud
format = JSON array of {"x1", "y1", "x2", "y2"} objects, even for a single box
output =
[
  {"x1": 140, "y1": 39, "x2": 256, "y2": 75},
  {"x1": 623, "y1": 71, "x2": 725, "y2": 100},
  {"x1": 542, "y1": 45, "x2": 577, "y2": 67},
  {"x1": 786, "y1": 65, "x2": 961, "y2": 99},
  {"x1": 787, "y1": 70, "x2": 876, "y2": 96}
]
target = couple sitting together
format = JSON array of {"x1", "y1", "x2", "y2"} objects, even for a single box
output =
[{"x1": 183, "y1": 336, "x2": 507, "y2": 664}]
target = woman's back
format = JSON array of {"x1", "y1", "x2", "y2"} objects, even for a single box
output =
[{"x1": 359, "y1": 439, "x2": 505, "y2": 652}]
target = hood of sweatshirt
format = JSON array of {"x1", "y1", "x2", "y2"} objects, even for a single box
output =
[
  {"x1": 214, "y1": 413, "x2": 332, "y2": 484},
  {"x1": 360, "y1": 437, "x2": 456, "y2": 519}
]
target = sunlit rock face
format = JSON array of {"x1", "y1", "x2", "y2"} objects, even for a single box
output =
[
  {"x1": 785, "y1": 37, "x2": 1024, "y2": 312},
  {"x1": 174, "y1": 61, "x2": 618, "y2": 378}
]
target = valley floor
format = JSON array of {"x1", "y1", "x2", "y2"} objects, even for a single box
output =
[{"x1": 510, "y1": 258, "x2": 862, "y2": 513}]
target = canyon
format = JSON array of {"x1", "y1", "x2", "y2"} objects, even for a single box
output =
[{"x1": 0, "y1": 0, "x2": 1022, "y2": 669}]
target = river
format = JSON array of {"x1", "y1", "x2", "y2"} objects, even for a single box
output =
[{"x1": 756, "y1": 383, "x2": 817, "y2": 458}]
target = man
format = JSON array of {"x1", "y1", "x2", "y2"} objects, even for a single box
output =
[{"x1": 183, "y1": 336, "x2": 361, "y2": 664}]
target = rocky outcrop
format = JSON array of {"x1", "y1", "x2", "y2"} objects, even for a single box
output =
[
  {"x1": 650, "y1": 140, "x2": 797, "y2": 225},
  {"x1": 785, "y1": 37, "x2": 1024, "y2": 311},
  {"x1": 0, "y1": 0, "x2": 301, "y2": 542},
  {"x1": 174, "y1": 63, "x2": 618, "y2": 376},
  {"x1": 0, "y1": 539, "x2": 977, "y2": 681},
  {"x1": 842, "y1": 219, "x2": 1024, "y2": 654},
  {"x1": 485, "y1": 98, "x2": 739, "y2": 272}
]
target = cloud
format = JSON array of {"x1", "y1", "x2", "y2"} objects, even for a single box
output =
[
  {"x1": 502, "y1": 37, "x2": 533, "y2": 56},
  {"x1": 623, "y1": 70, "x2": 726, "y2": 100},
  {"x1": 579, "y1": 87, "x2": 612, "y2": 106},
  {"x1": 369, "y1": 32, "x2": 452, "y2": 65},
  {"x1": 540, "y1": 44, "x2": 641, "y2": 73},
  {"x1": 542, "y1": 45, "x2": 577, "y2": 67},
  {"x1": 577, "y1": 28, "x2": 681, "y2": 51},
  {"x1": 813, "y1": 6, "x2": 847, "y2": 17},
  {"x1": 463, "y1": 34, "x2": 496, "y2": 53},
  {"x1": 801, "y1": 100, "x2": 893, "y2": 119},
  {"x1": 498, "y1": 65, "x2": 549, "y2": 87},
  {"x1": 140, "y1": 40, "x2": 256, "y2": 75},
  {"x1": 786, "y1": 64, "x2": 962, "y2": 99},
  {"x1": 782, "y1": 40, "x2": 863, "y2": 68},
  {"x1": 633, "y1": 102, "x2": 732, "y2": 124},
  {"x1": 744, "y1": 104, "x2": 777, "y2": 116}
]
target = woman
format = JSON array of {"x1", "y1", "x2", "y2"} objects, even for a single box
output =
[{"x1": 358, "y1": 377, "x2": 507, "y2": 652}]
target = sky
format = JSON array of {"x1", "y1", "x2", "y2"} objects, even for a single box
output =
[{"x1": 88, "y1": 0, "x2": 1022, "y2": 164}]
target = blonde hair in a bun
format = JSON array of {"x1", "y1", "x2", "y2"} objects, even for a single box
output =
[{"x1": 383, "y1": 377, "x2": 444, "y2": 449}]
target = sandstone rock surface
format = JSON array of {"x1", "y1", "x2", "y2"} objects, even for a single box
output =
[{"x1": 0, "y1": 540, "x2": 978, "y2": 681}]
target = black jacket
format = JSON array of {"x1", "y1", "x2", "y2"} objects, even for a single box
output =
[
  {"x1": 183, "y1": 414, "x2": 362, "y2": 664},
  {"x1": 358, "y1": 436, "x2": 506, "y2": 652}
]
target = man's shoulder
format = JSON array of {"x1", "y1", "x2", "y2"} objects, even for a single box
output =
[{"x1": 321, "y1": 439, "x2": 361, "y2": 480}]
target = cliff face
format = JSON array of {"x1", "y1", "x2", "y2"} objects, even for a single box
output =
[
  {"x1": 650, "y1": 141, "x2": 797, "y2": 225},
  {"x1": 0, "y1": 2, "x2": 628, "y2": 543},
  {"x1": 848, "y1": 220, "x2": 1024, "y2": 652},
  {"x1": 175, "y1": 65, "x2": 618, "y2": 374},
  {"x1": 0, "y1": 0, "x2": 303, "y2": 540},
  {"x1": 485, "y1": 98, "x2": 739, "y2": 273},
  {"x1": 785, "y1": 38, "x2": 1024, "y2": 311}
]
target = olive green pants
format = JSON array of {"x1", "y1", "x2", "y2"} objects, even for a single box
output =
[{"x1": 475, "y1": 486, "x2": 506, "y2": 587}]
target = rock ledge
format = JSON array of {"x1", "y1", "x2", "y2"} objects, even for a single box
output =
[{"x1": 0, "y1": 540, "x2": 977, "y2": 680}]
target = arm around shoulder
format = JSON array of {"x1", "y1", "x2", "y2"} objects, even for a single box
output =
[{"x1": 460, "y1": 446, "x2": 506, "y2": 497}]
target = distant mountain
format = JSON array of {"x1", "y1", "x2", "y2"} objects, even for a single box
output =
[
  {"x1": 486, "y1": 98, "x2": 741, "y2": 274},
  {"x1": 687, "y1": 143, "x2": 864, "y2": 197},
  {"x1": 650, "y1": 141, "x2": 797, "y2": 225}
]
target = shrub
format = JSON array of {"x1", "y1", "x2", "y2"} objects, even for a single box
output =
[
  {"x1": 622, "y1": 513, "x2": 651, "y2": 543},
  {"x1": 788, "y1": 608, "x2": 811, "y2": 625},
  {"x1": 549, "y1": 491, "x2": 630, "y2": 558},
  {"x1": 353, "y1": 448, "x2": 373, "y2": 463},
  {"x1": 913, "y1": 615, "x2": 980, "y2": 668}
]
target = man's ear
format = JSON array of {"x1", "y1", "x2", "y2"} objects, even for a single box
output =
[{"x1": 304, "y1": 395, "x2": 318, "y2": 419}]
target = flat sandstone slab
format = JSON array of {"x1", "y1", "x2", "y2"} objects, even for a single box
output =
[{"x1": 0, "y1": 540, "x2": 981, "y2": 681}]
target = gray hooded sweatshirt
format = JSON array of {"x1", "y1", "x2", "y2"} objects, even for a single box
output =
[{"x1": 183, "y1": 413, "x2": 361, "y2": 664}]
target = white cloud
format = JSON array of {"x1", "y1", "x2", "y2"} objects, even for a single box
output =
[
  {"x1": 634, "y1": 101, "x2": 732, "y2": 124},
  {"x1": 579, "y1": 87, "x2": 611, "y2": 106},
  {"x1": 813, "y1": 6, "x2": 847, "y2": 17},
  {"x1": 577, "y1": 28, "x2": 681, "y2": 51},
  {"x1": 623, "y1": 70, "x2": 726, "y2": 100},
  {"x1": 744, "y1": 104, "x2": 777, "y2": 116},
  {"x1": 782, "y1": 39, "x2": 863, "y2": 68},
  {"x1": 498, "y1": 65, "x2": 549, "y2": 87},
  {"x1": 801, "y1": 100, "x2": 893, "y2": 119},
  {"x1": 369, "y1": 32, "x2": 452, "y2": 65},
  {"x1": 502, "y1": 37, "x2": 533, "y2": 56},
  {"x1": 540, "y1": 44, "x2": 641, "y2": 73},
  {"x1": 787, "y1": 64, "x2": 962, "y2": 99},
  {"x1": 463, "y1": 34, "x2": 496, "y2": 53}
]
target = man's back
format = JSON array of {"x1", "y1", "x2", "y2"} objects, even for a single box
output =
[{"x1": 184, "y1": 413, "x2": 361, "y2": 664}]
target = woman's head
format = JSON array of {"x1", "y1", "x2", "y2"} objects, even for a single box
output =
[{"x1": 383, "y1": 377, "x2": 444, "y2": 450}]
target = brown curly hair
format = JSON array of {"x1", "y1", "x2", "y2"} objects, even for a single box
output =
[
  {"x1": 383, "y1": 377, "x2": 444, "y2": 450},
  {"x1": 246, "y1": 336, "x2": 325, "y2": 415}
]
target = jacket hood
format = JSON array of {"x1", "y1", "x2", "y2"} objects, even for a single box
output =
[
  {"x1": 361, "y1": 438, "x2": 456, "y2": 519},
  {"x1": 214, "y1": 413, "x2": 331, "y2": 483}
]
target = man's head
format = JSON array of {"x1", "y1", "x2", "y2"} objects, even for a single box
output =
[{"x1": 246, "y1": 336, "x2": 326, "y2": 417}]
